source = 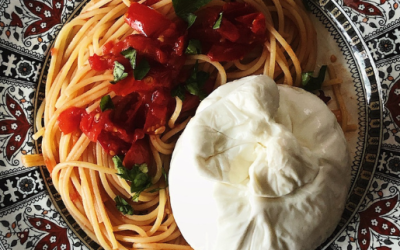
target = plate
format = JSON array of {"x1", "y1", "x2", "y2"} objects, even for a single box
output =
[{"x1": 0, "y1": 0, "x2": 399, "y2": 249}]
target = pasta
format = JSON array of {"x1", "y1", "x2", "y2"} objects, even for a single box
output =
[{"x1": 21, "y1": 0, "x2": 354, "y2": 249}]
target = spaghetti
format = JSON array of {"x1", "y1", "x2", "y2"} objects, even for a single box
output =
[{"x1": 21, "y1": 0, "x2": 353, "y2": 249}]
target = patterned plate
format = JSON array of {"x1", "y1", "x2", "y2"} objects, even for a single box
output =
[{"x1": 0, "y1": 0, "x2": 400, "y2": 249}]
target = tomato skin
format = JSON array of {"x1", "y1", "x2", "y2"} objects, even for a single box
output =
[
  {"x1": 125, "y1": 3, "x2": 172, "y2": 37},
  {"x1": 57, "y1": 107, "x2": 85, "y2": 134},
  {"x1": 123, "y1": 138, "x2": 152, "y2": 167}
]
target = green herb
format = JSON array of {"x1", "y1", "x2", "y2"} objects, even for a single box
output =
[
  {"x1": 185, "y1": 13, "x2": 197, "y2": 28},
  {"x1": 213, "y1": 12, "x2": 223, "y2": 29},
  {"x1": 185, "y1": 61, "x2": 209, "y2": 100},
  {"x1": 114, "y1": 195, "x2": 134, "y2": 215},
  {"x1": 121, "y1": 47, "x2": 137, "y2": 69},
  {"x1": 100, "y1": 95, "x2": 114, "y2": 112},
  {"x1": 185, "y1": 39, "x2": 202, "y2": 55},
  {"x1": 171, "y1": 61, "x2": 210, "y2": 100},
  {"x1": 301, "y1": 65, "x2": 327, "y2": 92},
  {"x1": 113, "y1": 156, "x2": 152, "y2": 201},
  {"x1": 110, "y1": 61, "x2": 128, "y2": 84},
  {"x1": 171, "y1": 85, "x2": 186, "y2": 101},
  {"x1": 134, "y1": 58, "x2": 150, "y2": 80},
  {"x1": 172, "y1": 0, "x2": 212, "y2": 26}
]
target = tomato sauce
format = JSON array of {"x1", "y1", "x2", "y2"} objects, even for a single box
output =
[{"x1": 57, "y1": 2, "x2": 267, "y2": 167}]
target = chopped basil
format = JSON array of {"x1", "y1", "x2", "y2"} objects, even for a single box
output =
[
  {"x1": 185, "y1": 61, "x2": 209, "y2": 100},
  {"x1": 171, "y1": 85, "x2": 186, "y2": 101},
  {"x1": 171, "y1": 61, "x2": 210, "y2": 100},
  {"x1": 172, "y1": 0, "x2": 211, "y2": 26},
  {"x1": 185, "y1": 13, "x2": 197, "y2": 28},
  {"x1": 134, "y1": 58, "x2": 150, "y2": 80},
  {"x1": 113, "y1": 155, "x2": 152, "y2": 200},
  {"x1": 114, "y1": 195, "x2": 134, "y2": 215},
  {"x1": 100, "y1": 95, "x2": 114, "y2": 112},
  {"x1": 213, "y1": 12, "x2": 223, "y2": 29},
  {"x1": 301, "y1": 65, "x2": 327, "y2": 92},
  {"x1": 121, "y1": 47, "x2": 137, "y2": 69},
  {"x1": 185, "y1": 39, "x2": 202, "y2": 55},
  {"x1": 110, "y1": 61, "x2": 128, "y2": 84}
]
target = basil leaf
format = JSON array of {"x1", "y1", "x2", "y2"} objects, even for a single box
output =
[
  {"x1": 110, "y1": 61, "x2": 128, "y2": 84},
  {"x1": 302, "y1": 65, "x2": 327, "y2": 92},
  {"x1": 172, "y1": 0, "x2": 212, "y2": 19},
  {"x1": 100, "y1": 95, "x2": 114, "y2": 112},
  {"x1": 171, "y1": 85, "x2": 186, "y2": 101},
  {"x1": 213, "y1": 12, "x2": 223, "y2": 29},
  {"x1": 185, "y1": 13, "x2": 197, "y2": 28},
  {"x1": 185, "y1": 39, "x2": 202, "y2": 55},
  {"x1": 121, "y1": 47, "x2": 137, "y2": 69},
  {"x1": 185, "y1": 61, "x2": 209, "y2": 100},
  {"x1": 112, "y1": 156, "x2": 152, "y2": 202},
  {"x1": 134, "y1": 58, "x2": 150, "y2": 80},
  {"x1": 114, "y1": 195, "x2": 134, "y2": 215}
]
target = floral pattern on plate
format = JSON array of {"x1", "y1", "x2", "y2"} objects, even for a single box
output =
[{"x1": 1, "y1": 0, "x2": 400, "y2": 249}]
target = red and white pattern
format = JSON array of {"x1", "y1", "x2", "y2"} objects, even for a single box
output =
[{"x1": 1, "y1": 0, "x2": 400, "y2": 249}]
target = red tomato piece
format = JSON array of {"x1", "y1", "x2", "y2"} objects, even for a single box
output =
[
  {"x1": 125, "y1": 3, "x2": 172, "y2": 38},
  {"x1": 119, "y1": 35, "x2": 168, "y2": 64},
  {"x1": 251, "y1": 13, "x2": 267, "y2": 36},
  {"x1": 151, "y1": 89, "x2": 172, "y2": 106},
  {"x1": 97, "y1": 131, "x2": 131, "y2": 155},
  {"x1": 102, "y1": 41, "x2": 114, "y2": 55},
  {"x1": 188, "y1": 2, "x2": 267, "y2": 62},
  {"x1": 207, "y1": 43, "x2": 249, "y2": 61},
  {"x1": 80, "y1": 110, "x2": 109, "y2": 142},
  {"x1": 88, "y1": 54, "x2": 111, "y2": 71},
  {"x1": 123, "y1": 138, "x2": 152, "y2": 167},
  {"x1": 143, "y1": 105, "x2": 168, "y2": 134},
  {"x1": 236, "y1": 12, "x2": 266, "y2": 36},
  {"x1": 217, "y1": 19, "x2": 240, "y2": 42},
  {"x1": 57, "y1": 107, "x2": 85, "y2": 134}
]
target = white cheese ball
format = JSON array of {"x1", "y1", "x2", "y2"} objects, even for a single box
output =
[{"x1": 169, "y1": 75, "x2": 351, "y2": 250}]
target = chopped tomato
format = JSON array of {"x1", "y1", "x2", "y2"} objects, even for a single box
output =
[
  {"x1": 218, "y1": 19, "x2": 240, "y2": 42},
  {"x1": 188, "y1": 2, "x2": 267, "y2": 61},
  {"x1": 80, "y1": 110, "x2": 109, "y2": 142},
  {"x1": 123, "y1": 138, "x2": 152, "y2": 167},
  {"x1": 117, "y1": 35, "x2": 168, "y2": 64},
  {"x1": 125, "y1": 3, "x2": 172, "y2": 38},
  {"x1": 102, "y1": 41, "x2": 114, "y2": 55},
  {"x1": 57, "y1": 107, "x2": 85, "y2": 134},
  {"x1": 97, "y1": 131, "x2": 131, "y2": 155},
  {"x1": 88, "y1": 53, "x2": 128, "y2": 71},
  {"x1": 207, "y1": 43, "x2": 250, "y2": 62}
]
